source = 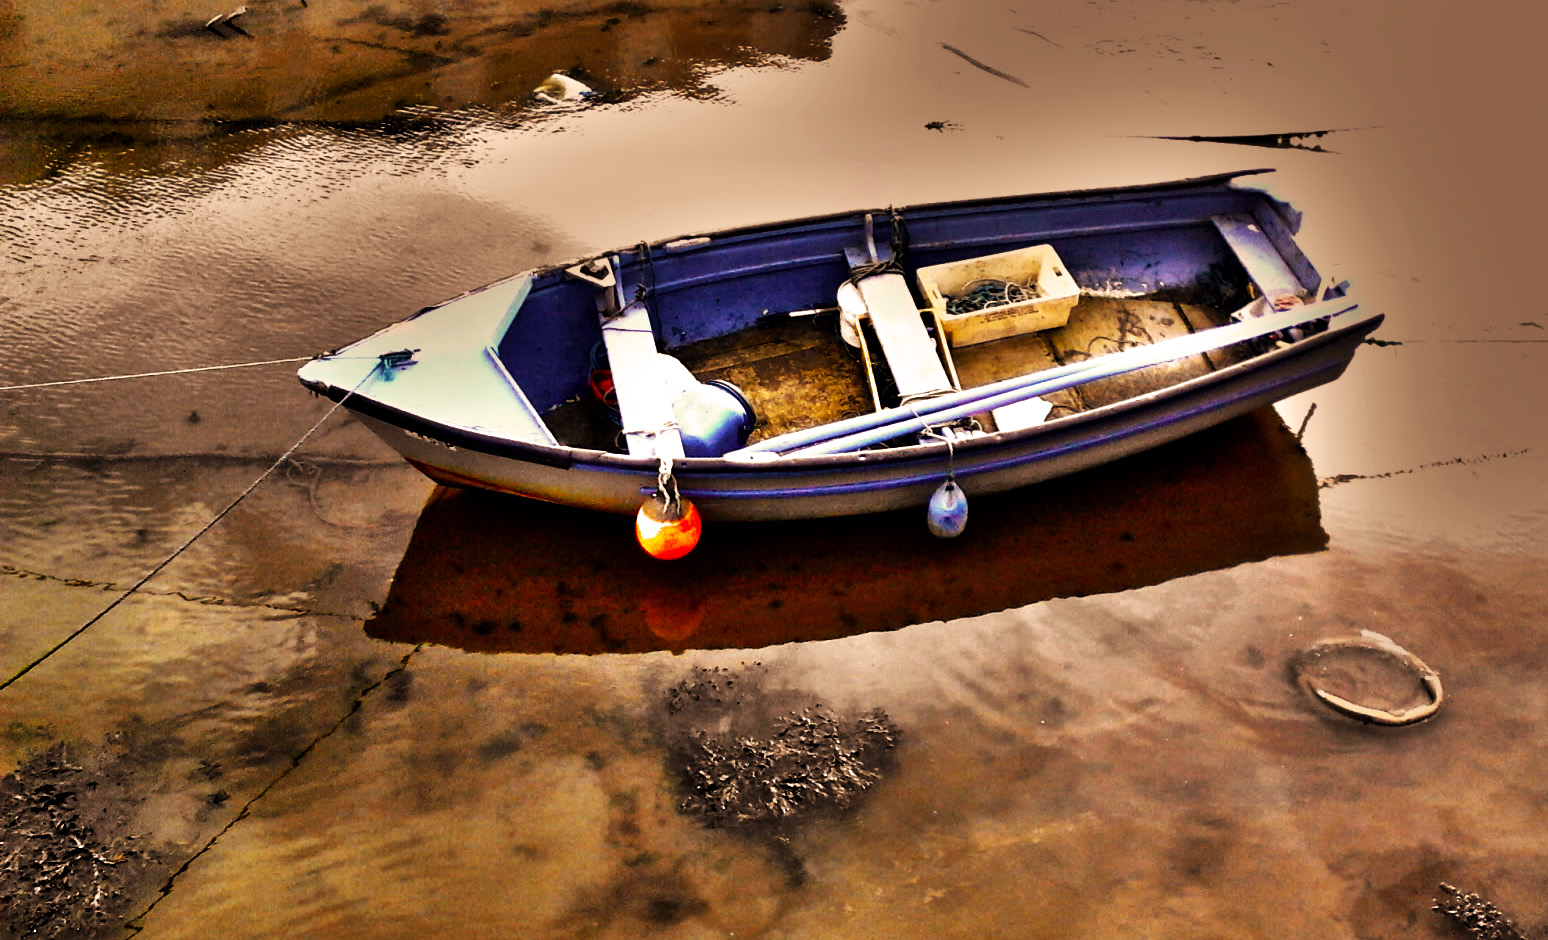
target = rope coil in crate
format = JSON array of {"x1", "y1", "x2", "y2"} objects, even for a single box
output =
[{"x1": 944, "y1": 278, "x2": 1042, "y2": 315}]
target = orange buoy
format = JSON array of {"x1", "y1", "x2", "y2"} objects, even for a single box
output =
[{"x1": 635, "y1": 492, "x2": 702, "y2": 560}]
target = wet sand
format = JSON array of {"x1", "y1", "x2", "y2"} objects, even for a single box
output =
[
  {"x1": 0, "y1": 0, "x2": 842, "y2": 182},
  {"x1": 2, "y1": 0, "x2": 1547, "y2": 937}
]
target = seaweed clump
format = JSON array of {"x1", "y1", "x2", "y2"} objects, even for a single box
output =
[
  {"x1": 679, "y1": 706, "x2": 897, "y2": 826},
  {"x1": 664, "y1": 666, "x2": 899, "y2": 828},
  {"x1": 0, "y1": 744, "x2": 157, "y2": 940},
  {"x1": 1434, "y1": 883, "x2": 1529, "y2": 940}
]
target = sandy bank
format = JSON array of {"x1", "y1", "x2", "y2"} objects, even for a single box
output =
[{"x1": 0, "y1": 0, "x2": 841, "y2": 180}]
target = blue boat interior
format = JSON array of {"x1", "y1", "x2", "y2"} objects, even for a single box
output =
[{"x1": 492, "y1": 174, "x2": 1322, "y2": 454}]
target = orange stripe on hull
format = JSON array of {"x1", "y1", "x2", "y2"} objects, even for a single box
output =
[
  {"x1": 405, "y1": 458, "x2": 525, "y2": 496},
  {"x1": 403, "y1": 457, "x2": 596, "y2": 511}
]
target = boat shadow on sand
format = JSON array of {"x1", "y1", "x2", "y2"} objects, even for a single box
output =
[{"x1": 366, "y1": 407, "x2": 1325, "y2": 654}]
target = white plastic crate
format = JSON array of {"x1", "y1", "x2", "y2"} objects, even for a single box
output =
[{"x1": 916, "y1": 244, "x2": 1080, "y2": 346}]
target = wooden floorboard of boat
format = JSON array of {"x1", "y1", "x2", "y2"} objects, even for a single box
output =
[
  {"x1": 1175, "y1": 300, "x2": 1253, "y2": 370},
  {"x1": 675, "y1": 316, "x2": 873, "y2": 444},
  {"x1": 949, "y1": 329, "x2": 1083, "y2": 425},
  {"x1": 541, "y1": 297, "x2": 1242, "y2": 451},
  {"x1": 1042, "y1": 296, "x2": 1217, "y2": 409}
]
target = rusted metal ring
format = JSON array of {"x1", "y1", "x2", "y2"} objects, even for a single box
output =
[{"x1": 1293, "y1": 631, "x2": 1444, "y2": 726}]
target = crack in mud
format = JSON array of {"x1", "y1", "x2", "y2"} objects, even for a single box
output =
[
  {"x1": 0, "y1": 564, "x2": 369, "y2": 622},
  {"x1": 939, "y1": 43, "x2": 1030, "y2": 88},
  {"x1": 1142, "y1": 128, "x2": 1370, "y2": 153},
  {"x1": 123, "y1": 644, "x2": 425, "y2": 935},
  {"x1": 1318, "y1": 449, "x2": 1533, "y2": 489},
  {"x1": 1016, "y1": 27, "x2": 1061, "y2": 47},
  {"x1": 1294, "y1": 401, "x2": 1317, "y2": 444}
]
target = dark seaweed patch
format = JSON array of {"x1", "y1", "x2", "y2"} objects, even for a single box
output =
[
  {"x1": 663, "y1": 666, "x2": 898, "y2": 829},
  {"x1": 1433, "y1": 883, "x2": 1529, "y2": 940},
  {"x1": 0, "y1": 745, "x2": 160, "y2": 940},
  {"x1": 676, "y1": 706, "x2": 897, "y2": 826}
]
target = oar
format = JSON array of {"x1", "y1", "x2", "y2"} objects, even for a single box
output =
[
  {"x1": 789, "y1": 298, "x2": 1357, "y2": 457},
  {"x1": 728, "y1": 297, "x2": 1357, "y2": 458}
]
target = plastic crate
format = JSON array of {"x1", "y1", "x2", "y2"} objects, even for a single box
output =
[{"x1": 916, "y1": 244, "x2": 1080, "y2": 346}]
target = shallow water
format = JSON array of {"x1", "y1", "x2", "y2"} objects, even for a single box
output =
[{"x1": 2, "y1": 0, "x2": 1547, "y2": 937}]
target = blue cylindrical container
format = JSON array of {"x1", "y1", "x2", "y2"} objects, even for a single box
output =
[{"x1": 673, "y1": 381, "x2": 756, "y2": 457}]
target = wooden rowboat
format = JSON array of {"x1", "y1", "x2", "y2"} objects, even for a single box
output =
[{"x1": 298, "y1": 170, "x2": 1382, "y2": 537}]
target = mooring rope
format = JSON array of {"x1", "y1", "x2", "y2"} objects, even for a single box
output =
[
  {"x1": 124, "y1": 641, "x2": 426, "y2": 936},
  {"x1": 0, "y1": 362, "x2": 380, "y2": 693},
  {"x1": 0, "y1": 356, "x2": 319, "y2": 392}
]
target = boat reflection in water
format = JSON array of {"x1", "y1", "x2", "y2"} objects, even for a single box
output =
[{"x1": 367, "y1": 407, "x2": 1325, "y2": 654}]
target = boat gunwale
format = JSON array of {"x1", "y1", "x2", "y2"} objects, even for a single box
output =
[
  {"x1": 516, "y1": 170, "x2": 1285, "y2": 308},
  {"x1": 386, "y1": 169, "x2": 1279, "y2": 318},
  {"x1": 628, "y1": 167, "x2": 1280, "y2": 256}
]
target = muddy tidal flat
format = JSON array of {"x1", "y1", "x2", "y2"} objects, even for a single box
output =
[
  {"x1": 2, "y1": 0, "x2": 1547, "y2": 937},
  {"x1": 0, "y1": 0, "x2": 842, "y2": 182}
]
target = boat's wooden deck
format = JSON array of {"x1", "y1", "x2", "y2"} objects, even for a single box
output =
[
  {"x1": 541, "y1": 295, "x2": 1251, "y2": 451},
  {"x1": 677, "y1": 317, "x2": 873, "y2": 445},
  {"x1": 540, "y1": 316, "x2": 873, "y2": 450},
  {"x1": 952, "y1": 297, "x2": 1248, "y2": 420}
]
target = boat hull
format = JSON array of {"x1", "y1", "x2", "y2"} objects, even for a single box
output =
[
  {"x1": 333, "y1": 312, "x2": 1379, "y2": 521},
  {"x1": 299, "y1": 170, "x2": 1385, "y2": 522}
]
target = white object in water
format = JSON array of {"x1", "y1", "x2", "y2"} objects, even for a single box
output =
[
  {"x1": 533, "y1": 73, "x2": 595, "y2": 104},
  {"x1": 205, "y1": 6, "x2": 249, "y2": 31}
]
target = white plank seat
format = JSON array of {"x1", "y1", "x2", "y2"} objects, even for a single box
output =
[
  {"x1": 1212, "y1": 213, "x2": 1318, "y2": 310},
  {"x1": 569, "y1": 257, "x2": 688, "y2": 459},
  {"x1": 842, "y1": 245, "x2": 956, "y2": 407}
]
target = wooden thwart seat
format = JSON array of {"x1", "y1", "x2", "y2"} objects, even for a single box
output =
[
  {"x1": 1212, "y1": 213, "x2": 1317, "y2": 309},
  {"x1": 841, "y1": 242, "x2": 956, "y2": 408},
  {"x1": 600, "y1": 298, "x2": 690, "y2": 458},
  {"x1": 850, "y1": 272, "x2": 956, "y2": 404},
  {"x1": 571, "y1": 256, "x2": 687, "y2": 459}
]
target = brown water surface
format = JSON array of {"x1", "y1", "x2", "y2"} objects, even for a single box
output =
[
  {"x1": 2, "y1": 0, "x2": 1546, "y2": 937},
  {"x1": 0, "y1": 0, "x2": 843, "y2": 183}
]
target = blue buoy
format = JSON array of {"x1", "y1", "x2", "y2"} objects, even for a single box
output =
[{"x1": 927, "y1": 479, "x2": 968, "y2": 538}]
